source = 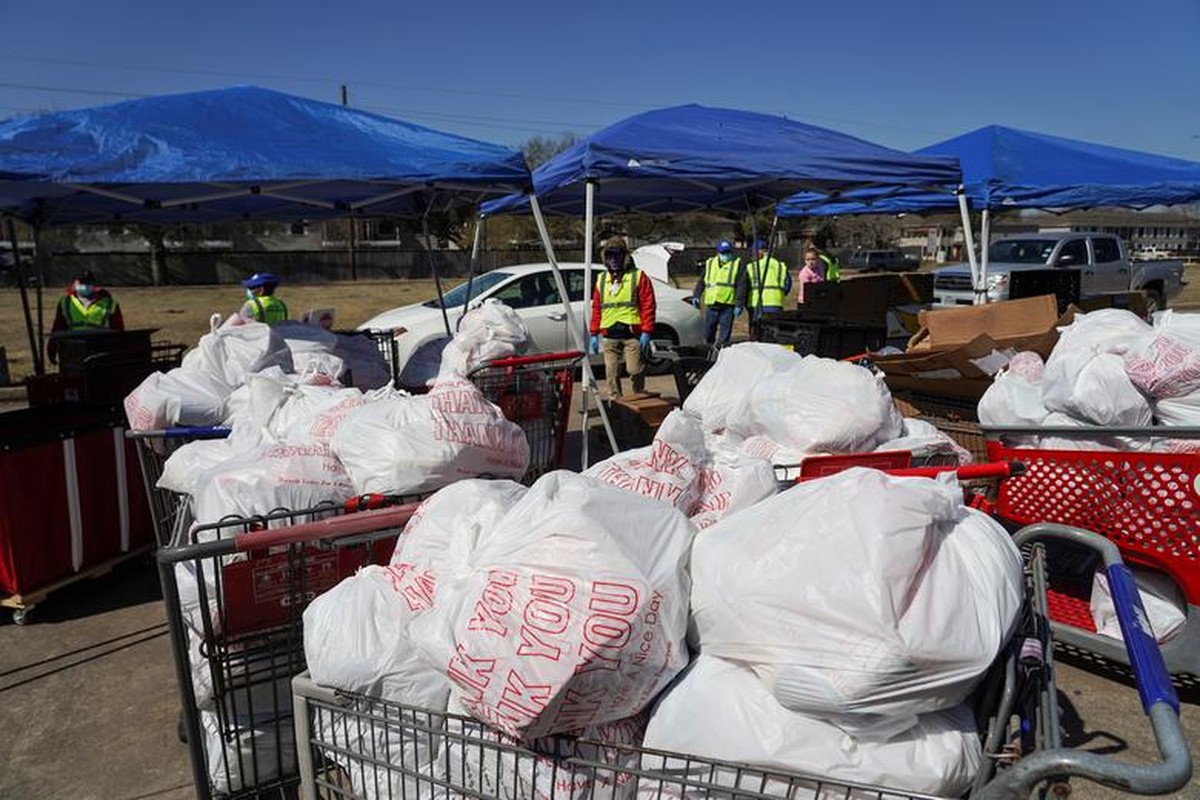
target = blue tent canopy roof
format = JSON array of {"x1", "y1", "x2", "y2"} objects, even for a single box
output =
[
  {"x1": 481, "y1": 104, "x2": 960, "y2": 216},
  {"x1": 0, "y1": 85, "x2": 531, "y2": 224},
  {"x1": 778, "y1": 125, "x2": 1200, "y2": 216}
]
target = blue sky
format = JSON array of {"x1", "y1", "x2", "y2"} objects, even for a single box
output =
[{"x1": 3, "y1": 0, "x2": 1198, "y2": 160}]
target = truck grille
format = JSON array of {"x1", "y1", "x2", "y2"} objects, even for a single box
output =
[{"x1": 934, "y1": 274, "x2": 973, "y2": 291}]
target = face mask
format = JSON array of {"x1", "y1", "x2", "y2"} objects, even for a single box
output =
[
  {"x1": 245, "y1": 288, "x2": 255, "y2": 300},
  {"x1": 604, "y1": 253, "x2": 625, "y2": 271},
  {"x1": 719, "y1": 252, "x2": 732, "y2": 263},
  {"x1": 75, "y1": 283, "x2": 94, "y2": 298}
]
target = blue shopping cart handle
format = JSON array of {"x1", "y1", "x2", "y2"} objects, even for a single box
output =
[
  {"x1": 1106, "y1": 561, "x2": 1180, "y2": 714},
  {"x1": 160, "y1": 425, "x2": 231, "y2": 439}
]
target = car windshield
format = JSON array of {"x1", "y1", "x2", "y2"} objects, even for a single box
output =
[
  {"x1": 988, "y1": 240, "x2": 1057, "y2": 264},
  {"x1": 423, "y1": 271, "x2": 512, "y2": 308}
]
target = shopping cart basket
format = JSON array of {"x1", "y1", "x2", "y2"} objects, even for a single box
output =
[
  {"x1": 468, "y1": 351, "x2": 582, "y2": 484},
  {"x1": 158, "y1": 496, "x2": 424, "y2": 800},
  {"x1": 126, "y1": 426, "x2": 231, "y2": 547},
  {"x1": 290, "y1": 523, "x2": 1189, "y2": 800},
  {"x1": 336, "y1": 328, "x2": 400, "y2": 388},
  {"x1": 984, "y1": 424, "x2": 1200, "y2": 676}
]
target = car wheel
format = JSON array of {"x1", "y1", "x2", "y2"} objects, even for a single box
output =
[
  {"x1": 643, "y1": 326, "x2": 680, "y2": 375},
  {"x1": 1144, "y1": 285, "x2": 1166, "y2": 316}
]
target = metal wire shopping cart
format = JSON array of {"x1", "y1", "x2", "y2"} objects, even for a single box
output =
[
  {"x1": 984, "y1": 424, "x2": 1200, "y2": 676},
  {"x1": 126, "y1": 426, "x2": 232, "y2": 547},
  {"x1": 158, "y1": 496, "x2": 426, "y2": 800},
  {"x1": 467, "y1": 351, "x2": 582, "y2": 484},
  {"x1": 289, "y1": 522, "x2": 1189, "y2": 800}
]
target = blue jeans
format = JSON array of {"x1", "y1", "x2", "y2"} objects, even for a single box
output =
[{"x1": 704, "y1": 305, "x2": 735, "y2": 347}]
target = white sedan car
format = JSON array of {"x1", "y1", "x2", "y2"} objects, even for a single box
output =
[{"x1": 357, "y1": 246, "x2": 705, "y2": 386}]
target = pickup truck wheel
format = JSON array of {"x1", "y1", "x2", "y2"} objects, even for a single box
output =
[{"x1": 1144, "y1": 286, "x2": 1166, "y2": 316}]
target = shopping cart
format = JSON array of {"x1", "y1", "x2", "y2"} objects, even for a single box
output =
[
  {"x1": 290, "y1": 523, "x2": 1189, "y2": 800},
  {"x1": 984, "y1": 424, "x2": 1200, "y2": 676},
  {"x1": 336, "y1": 328, "x2": 400, "y2": 388},
  {"x1": 126, "y1": 426, "x2": 232, "y2": 547},
  {"x1": 158, "y1": 496, "x2": 425, "y2": 800},
  {"x1": 467, "y1": 351, "x2": 583, "y2": 484}
]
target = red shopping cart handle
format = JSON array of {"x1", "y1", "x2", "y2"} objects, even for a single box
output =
[
  {"x1": 481, "y1": 351, "x2": 584, "y2": 369},
  {"x1": 883, "y1": 461, "x2": 1026, "y2": 480},
  {"x1": 232, "y1": 503, "x2": 421, "y2": 552}
]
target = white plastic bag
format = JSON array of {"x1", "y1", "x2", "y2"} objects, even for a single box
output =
[
  {"x1": 331, "y1": 377, "x2": 529, "y2": 495},
  {"x1": 190, "y1": 442, "x2": 355, "y2": 529},
  {"x1": 728, "y1": 356, "x2": 903, "y2": 454},
  {"x1": 978, "y1": 367, "x2": 1050, "y2": 429},
  {"x1": 438, "y1": 299, "x2": 531, "y2": 379},
  {"x1": 412, "y1": 471, "x2": 694, "y2": 739},
  {"x1": 683, "y1": 343, "x2": 801, "y2": 432},
  {"x1": 124, "y1": 367, "x2": 231, "y2": 431},
  {"x1": 184, "y1": 321, "x2": 293, "y2": 388},
  {"x1": 689, "y1": 437, "x2": 779, "y2": 530},
  {"x1": 639, "y1": 655, "x2": 982, "y2": 799},
  {"x1": 586, "y1": 410, "x2": 708, "y2": 513},
  {"x1": 1043, "y1": 352, "x2": 1152, "y2": 427},
  {"x1": 1124, "y1": 310, "x2": 1200, "y2": 399},
  {"x1": 1091, "y1": 570, "x2": 1187, "y2": 645},
  {"x1": 691, "y1": 469, "x2": 1022, "y2": 732}
]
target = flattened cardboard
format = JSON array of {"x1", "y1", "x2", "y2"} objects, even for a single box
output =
[{"x1": 909, "y1": 295, "x2": 1059, "y2": 352}]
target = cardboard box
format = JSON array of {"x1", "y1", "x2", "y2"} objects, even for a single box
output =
[
  {"x1": 607, "y1": 392, "x2": 677, "y2": 449},
  {"x1": 800, "y1": 273, "x2": 934, "y2": 325},
  {"x1": 907, "y1": 295, "x2": 1059, "y2": 352}
]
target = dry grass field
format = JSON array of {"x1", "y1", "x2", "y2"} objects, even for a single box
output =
[{"x1": 3, "y1": 264, "x2": 1199, "y2": 384}]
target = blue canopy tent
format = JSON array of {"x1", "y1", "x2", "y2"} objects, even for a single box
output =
[
  {"x1": 776, "y1": 125, "x2": 1200, "y2": 297},
  {"x1": 482, "y1": 104, "x2": 961, "y2": 217},
  {"x1": 0, "y1": 85, "x2": 531, "y2": 225},
  {"x1": 480, "y1": 104, "x2": 962, "y2": 461},
  {"x1": 0, "y1": 85, "x2": 533, "y2": 373}
]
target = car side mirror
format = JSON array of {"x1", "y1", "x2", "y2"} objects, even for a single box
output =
[{"x1": 1056, "y1": 254, "x2": 1075, "y2": 266}]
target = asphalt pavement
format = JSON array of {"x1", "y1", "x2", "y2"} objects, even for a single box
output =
[{"x1": 1, "y1": 375, "x2": 1197, "y2": 799}]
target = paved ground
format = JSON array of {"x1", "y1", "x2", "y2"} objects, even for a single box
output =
[{"x1": 1, "y1": 373, "x2": 1197, "y2": 799}]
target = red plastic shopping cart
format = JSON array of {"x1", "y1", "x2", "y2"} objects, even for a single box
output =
[
  {"x1": 468, "y1": 351, "x2": 582, "y2": 483},
  {"x1": 157, "y1": 495, "x2": 425, "y2": 800},
  {"x1": 984, "y1": 424, "x2": 1200, "y2": 676}
]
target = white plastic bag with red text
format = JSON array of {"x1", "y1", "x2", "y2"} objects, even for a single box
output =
[
  {"x1": 585, "y1": 410, "x2": 707, "y2": 513},
  {"x1": 412, "y1": 471, "x2": 694, "y2": 740},
  {"x1": 331, "y1": 377, "x2": 529, "y2": 495}
]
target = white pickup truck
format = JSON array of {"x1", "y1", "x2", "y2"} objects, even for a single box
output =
[{"x1": 932, "y1": 232, "x2": 1185, "y2": 312}]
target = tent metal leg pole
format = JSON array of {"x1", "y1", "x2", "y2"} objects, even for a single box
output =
[
  {"x1": 420, "y1": 209, "x2": 453, "y2": 338},
  {"x1": 527, "y1": 194, "x2": 618, "y2": 458},
  {"x1": 980, "y1": 208, "x2": 991, "y2": 299},
  {"x1": 457, "y1": 213, "x2": 485, "y2": 328},
  {"x1": 955, "y1": 191, "x2": 982, "y2": 304},
  {"x1": 7, "y1": 218, "x2": 43, "y2": 377},
  {"x1": 581, "y1": 181, "x2": 595, "y2": 467}
]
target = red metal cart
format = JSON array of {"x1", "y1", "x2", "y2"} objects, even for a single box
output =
[
  {"x1": 984, "y1": 424, "x2": 1200, "y2": 676},
  {"x1": 468, "y1": 350, "x2": 582, "y2": 484},
  {"x1": 157, "y1": 495, "x2": 424, "y2": 800}
]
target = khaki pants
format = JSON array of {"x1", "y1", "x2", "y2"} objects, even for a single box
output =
[{"x1": 602, "y1": 337, "x2": 645, "y2": 397}]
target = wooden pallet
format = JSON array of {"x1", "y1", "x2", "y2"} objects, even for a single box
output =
[{"x1": 1, "y1": 545, "x2": 152, "y2": 624}]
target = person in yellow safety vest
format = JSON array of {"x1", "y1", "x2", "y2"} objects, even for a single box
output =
[
  {"x1": 589, "y1": 238, "x2": 657, "y2": 397},
  {"x1": 237, "y1": 272, "x2": 289, "y2": 325},
  {"x1": 690, "y1": 239, "x2": 748, "y2": 348},
  {"x1": 817, "y1": 248, "x2": 841, "y2": 282},
  {"x1": 47, "y1": 270, "x2": 125, "y2": 365},
  {"x1": 746, "y1": 238, "x2": 793, "y2": 341}
]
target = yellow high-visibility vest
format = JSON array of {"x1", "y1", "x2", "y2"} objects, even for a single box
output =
[
  {"x1": 249, "y1": 295, "x2": 289, "y2": 324},
  {"x1": 60, "y1": 294, "x2": 116, "y2": 329},
  {"x1": 703, "y1": 256, "x2": 741, "y2": 306},
  {"x1": 747, "y1": 256, "x2": 787, "y2": 308},
  {"x1": 597, "y1": 270, "x2": 643, "y2": 329}
]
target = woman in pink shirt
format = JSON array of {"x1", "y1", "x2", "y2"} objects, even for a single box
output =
[{"x1": 796, "y1": 247, "x2": 825, "y2": 304}]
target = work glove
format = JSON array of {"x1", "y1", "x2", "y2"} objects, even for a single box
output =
[
  {"x1": 589, "y1": 334, "x2": 600, "y2": 354},
  {"x1": 733, "y1": 306, "x2": 744, "y2": 319},
  {"x1": 639, "y1": 332, "x2": 652, "y2": 352},
  {"x1": 689, "y1": 296, "x2": 701, "y2": 309}
]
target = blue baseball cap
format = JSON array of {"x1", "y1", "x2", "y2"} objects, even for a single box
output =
[
  {"x1": 754, "y1": 239, "x2": 769, "y2": 250},
  {"x1": 242, "y1": 272, "x2": 280, "y2": 289},
  {"x1": 717, "y1": 240, "x2": 733, "y2": 253}
]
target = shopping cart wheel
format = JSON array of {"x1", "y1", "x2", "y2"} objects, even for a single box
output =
[{"x1": 11, "y1": 606, "x2": 32, "y2": 625}]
